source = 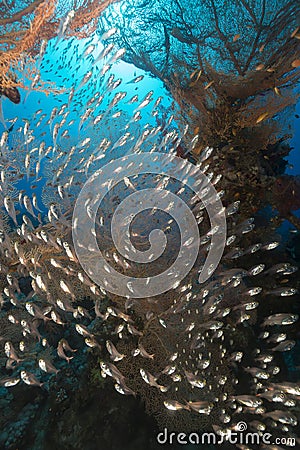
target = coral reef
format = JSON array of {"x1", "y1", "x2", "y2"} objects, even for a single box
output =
[
  {"x1": 0, "y1": 1, "x2": 299, "y2": 449},
  {"x1": 0, "y1": 0, "x2": 119, "y2": 100}
]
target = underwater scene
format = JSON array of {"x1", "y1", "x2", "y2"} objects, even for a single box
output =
[{"x1": 0, "y1": 0, "x2": 300, "y2": 449}]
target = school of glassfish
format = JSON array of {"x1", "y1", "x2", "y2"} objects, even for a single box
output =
[{"x1": 0, "y1": 21, "x2": 299, "y2": 448}]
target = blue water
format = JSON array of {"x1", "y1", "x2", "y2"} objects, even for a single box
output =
[{"x1": 1, "y1": 33, "x2": 175, "y2": 224}]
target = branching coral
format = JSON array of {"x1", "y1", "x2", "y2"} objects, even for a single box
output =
[
  {"x1": 0, "y1": 0, "x2": 56, "y2": 98},
  {"x1": 0, "y1": 0, "x2": 119, "y2": 100},
  {"x1": 0, "y1": 4, "x2": 298, "y2": 445}
]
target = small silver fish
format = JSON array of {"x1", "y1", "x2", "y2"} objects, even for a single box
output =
[
  {"x1": 38, "y1": 358, "x2": 59, "y2": 374},
  {"x1": 164, "y1": 400, "x2": 188, "y2": 411},
  {"x1": 21, "y1": 370, "x2": 43, "y2": 387},
  {"x1": 57, "y1": 339, "x2": 76, "y2": 363},
  {"x1": 272, "y1": 340, "x2": 296, "y2": 352}
]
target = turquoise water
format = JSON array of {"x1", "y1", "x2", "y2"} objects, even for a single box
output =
[{"x1": 0, "y1": 2, "x2": 299, "y2": 449}]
